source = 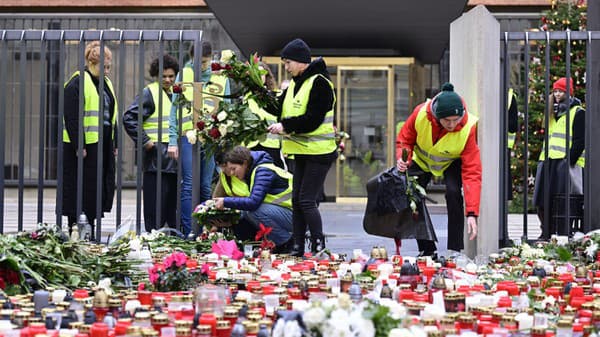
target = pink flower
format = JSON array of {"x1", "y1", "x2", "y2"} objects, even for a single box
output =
[
  {"x1": 211, "y1": 239, "x2": 244, "y2": 260},
  {"x1": 138, "y1": 282, "x2": 146, "y2": 291},
  {"x1": 148, "y1": 266, "x2": 160, "y2": 284},
  {"x1": 201, "y1": 263, "x2": 211, "y2": 275},
  {"x1": 164, "y1": 252, "x2": 188, "y2": 269}
]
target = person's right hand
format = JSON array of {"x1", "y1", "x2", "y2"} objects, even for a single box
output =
[
  {"x1": 167, "y1": 146, "x2": 179, "y2": 159},
  {"x1": 396, "y1": 158, "x2": 409, "y2": 172},
  {"x1": 144, "y1": 141, "x2": 155, "y2": 151}
]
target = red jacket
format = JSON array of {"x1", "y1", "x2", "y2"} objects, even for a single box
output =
[{"x1": 395, "y1": 99, "x2": 482, "y2": 216}]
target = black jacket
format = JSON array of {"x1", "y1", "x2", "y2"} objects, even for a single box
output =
[{"x1": 123, "y1": 87, "x2": 178, "y2": 173}]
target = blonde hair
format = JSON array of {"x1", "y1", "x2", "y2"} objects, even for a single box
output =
[{"x1": 84, "y1": 41, "x2": 112, "y2": 66}]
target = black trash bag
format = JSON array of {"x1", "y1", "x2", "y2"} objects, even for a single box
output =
[{"x1": 363, "y1": 166, "x2": 437, "y2": 242}]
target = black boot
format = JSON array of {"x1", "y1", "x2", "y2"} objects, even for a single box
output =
[
  {"x1": 289, "y1": 236, "x2": 305, "y2": 257},
  {"x1": 310, "y1": 236, "x2": 326, "y2": 254},
  {"x1": 273, "y1": 237, "x2": 294, "y2": 254}
]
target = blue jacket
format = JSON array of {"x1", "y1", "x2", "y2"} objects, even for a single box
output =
[{"x1": 223, "y1": 151, "x2": 290, "y2": 211}]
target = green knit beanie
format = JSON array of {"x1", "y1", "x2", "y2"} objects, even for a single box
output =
[{"x1": 434, "y1": 82, "x2": 464, "y2": 119}]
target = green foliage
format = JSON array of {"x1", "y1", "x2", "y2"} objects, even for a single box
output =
[
  {"x1": 511, "y1": 0, "x2": 587, "y2": 199},
  {"x1": 362, "y1": 301, "x2": 402, "y2": 337}
]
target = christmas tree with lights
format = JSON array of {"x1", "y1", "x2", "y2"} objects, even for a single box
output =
[{"x1": 510, "y1": 0, "x2": 586, "y2": 211}]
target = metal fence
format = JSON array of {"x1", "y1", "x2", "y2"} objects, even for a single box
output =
[
  {"x1": 499, "y1": 30, "x2": 600, "y2": 244},
  {"x1": 0, "y1": 29, "x2": 203, "y2": 238}
]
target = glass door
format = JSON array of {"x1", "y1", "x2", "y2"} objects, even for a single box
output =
[{"x1": 330, "y1": 66, "x2": 395, "y2": 199}]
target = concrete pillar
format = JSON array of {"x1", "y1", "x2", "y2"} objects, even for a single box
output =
[{"x1": 449, "y1": 5, "x2": 500, "y2": 257}]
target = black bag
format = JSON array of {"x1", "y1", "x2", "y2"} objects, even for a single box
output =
[{"x1": 362, "y1": 167, "x2": 437, "y2": 242}]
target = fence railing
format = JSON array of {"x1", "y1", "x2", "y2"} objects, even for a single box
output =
[
  {"x1": 499, "y1": 31, "x2": 600, "y2": 244},
  {"x1": 0, "y1": 29, "x2": 203, "y2": 238}
]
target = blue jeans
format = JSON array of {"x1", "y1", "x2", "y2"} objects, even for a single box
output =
[
  {"x1": 179, "y1": 136, "x2": 216, "y2": 236},
  {"x1": 243, "y1": 204, "x2": 292, "y2": 245}
]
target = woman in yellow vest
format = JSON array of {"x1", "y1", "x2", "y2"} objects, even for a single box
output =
[
  {"x1": 62, "y1": 41, "x2": 117, "y2": 239},
  {"x1": 396, "y1": 83, "x2": 481, "y2": 257},
  {"x1": 244, "y1": 62, "x2": 285, "y2": 169},
  {"x1": 213, "y1": 146, "x2": 293, "y2": 253},
  {"x1": 266, "y1": 38, "x2": 337, "y2": 256},
  {"x1": 123, "y1": 55, "x2": 179, "y2": 233},
  {"x1": 533, "y1": 77, "x2": 585, "y2": 239}
]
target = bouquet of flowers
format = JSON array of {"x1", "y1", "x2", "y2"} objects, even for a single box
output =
[
  {"x1": 216, "y1": 52, "x2": 279, "y2": 112},
  {"x1": 176, "y1": 52, "x2": 278, "y2": 155},
  {"x1": 272, "y1": 295, "x2": 410, "y2": 337},
  {"x1": 191, "y1": 100, "x2": 269, "y2": 155},
  {"x1": 193, "y1": 200, "x2": 241, "y2": 228},
  {"x1": 147, "y1": 251, "x2": 207, "y2": 292}
]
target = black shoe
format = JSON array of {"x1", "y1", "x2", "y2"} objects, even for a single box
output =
[
  {"x1": 418, "y1": 251, "x2": 437, "y2": 261},
  {"x1": 289, "y1": 244, "x2": 305, "y2": 257},
  {"x1": 273, "y1": 237, "x2": 294, "y2": 254},
  {"x1": 310, "y1": 237, "x2": 326, "y2": 254}
]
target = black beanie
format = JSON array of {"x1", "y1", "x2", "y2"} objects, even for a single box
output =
[
  {"x1": 434, "y1": 82, "x2": 465, "y2": 119},
  {"x1": 281, "y1": 38, "x2": 311, "y2": 64}
]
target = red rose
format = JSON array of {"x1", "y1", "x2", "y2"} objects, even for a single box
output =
[
  {"x1": 224, "y1": 65, "x2": 232, "y2": 70},
  {"x1": 212, "y1": 114, "x2": 219, "y2": 122},
  {"x1": 172, "y1": 84, "x2": 183, "y2": 94},
  {"x1": 196, "y1": 121, "x2": 206, "y2": 130},
  {"x1": 211, "y1": 63, "x2": 222, "y2": 72},
  {"x1": 208, "y1": 127, "x2": 221, "y2": 139}
]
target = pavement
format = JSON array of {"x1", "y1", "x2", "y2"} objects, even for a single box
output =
[{"x1": 2, "y1": 188, "x2": 542, "y2": 258}]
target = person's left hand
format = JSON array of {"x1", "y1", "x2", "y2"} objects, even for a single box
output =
[
  {"x1": 267, "y1": 123, "x2": 284, "y2": 134},
  {"x1": 467, "y1": 216, "x2": 478, "y2": 240},
  {"x1": 213, "y1": 198, "x2": 225, "y2": 210}
]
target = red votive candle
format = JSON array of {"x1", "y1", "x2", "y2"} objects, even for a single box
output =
[
  {"x1": 90, "y1": 323, "x2": 109, "y2": 337},
  {"x1": 199, "y1": 313, "x2": 217, "y2": 336}
]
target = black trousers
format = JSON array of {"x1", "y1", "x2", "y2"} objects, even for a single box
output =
[
  {"x1": 409, "y1": 159, "x2": 465, "y2": 253},
  {"x1": 143, "y1": 172, "x2": 178, "y2": 233},
  {"x1": 291, "y1": 156, "x2": 333, "y2": 244}
]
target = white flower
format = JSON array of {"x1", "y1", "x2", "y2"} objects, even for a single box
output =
[
  {"x1": 185, "y1": 130, "x2": 197, "y2": 144},
  {"x1": 323, "y1": 317, "x2": 352, "y2": 337},
  {"x1": 586, "y1": 242, "x2": 598, "y2": 258},
  {"x1": 350, "y1": 310, "x2": 375, "y2": 337},
  {"x1": 220, "y1": 49, "x2": 235, "y2": 63},
  {"x1": 541, "y1": 295, "x2": 556, "y2": 308},
  {"x1": 217, "y1": 110, "x2": 228, "y2": 122},
  {"x1": 303, "y1": 307, "x2": 327, "y2": 329},
  {"x1": 379, "y1": 299, "x2": 407, "y2": 320},
  {"x1": 218, "y1": 123, "x2": 228, "y2": 137},
  {"x1": 389, "y1": 328, "x2": 414, "y2": 337},
  {"x1": 330, "y1": 308, "x2": 352, "y2": 325}
]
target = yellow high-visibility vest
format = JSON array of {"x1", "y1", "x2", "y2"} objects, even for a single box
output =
[
  {"x1": 63, "y1": 71, "x2": 117, "y2": 143},
  {"x1": 281, "y1": 74, "x2": 337, "y2": 155},
  {"x1": 539, "y1": 104, "x2": 585, "y2": 167},
  {"x1": 144, "y1": 82, "x2": 172, "y2": 143},
  {"x1": 245, "y1": 94, "x2": 280, "y2": 149},
  {"x1": 412, "y1": 104, "x2": 477, "y2": 176},
  {"x1": 220, "y1": 172, "x2": 250, "y2": 197}
]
